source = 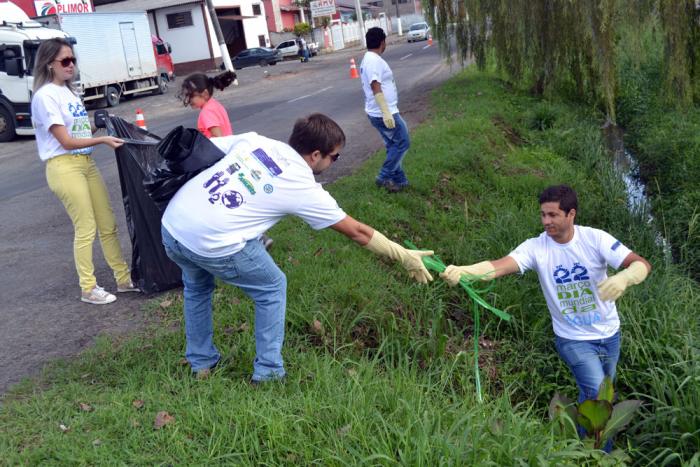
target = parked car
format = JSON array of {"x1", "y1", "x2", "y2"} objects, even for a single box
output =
[
  {"x1": 275, "y1": 40, "x2": 299, "y2": 58},
  {"x1": 232, "y1": 48, "x2": 282, "y2": 69},
  {"x1": 308, "y1": 41, "x2": 319, "y2": 56},
  {"x1": 275, "y1": 39, "x2": 319, "y2": 59},
  {"x1": 407, "y1": 22, "x2": 430, "y2": 42}
]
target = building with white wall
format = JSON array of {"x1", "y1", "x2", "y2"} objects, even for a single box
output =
[{"x1": 95, "y1": 0, "x2": 270, "y2": 73}]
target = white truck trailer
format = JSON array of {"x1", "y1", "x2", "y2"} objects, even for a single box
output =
[
  {"x1": 0, "y1": 2, "x2": 69, "y2": 141},
  {"x1": 47, "y1": 12, "x2": 165, "y2": 107}
]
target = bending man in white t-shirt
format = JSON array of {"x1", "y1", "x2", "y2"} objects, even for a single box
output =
[
  {"x1": 161, "y1": 114, "x2": 434, "y2": 382},
  {"x1": 441, "y1": 185, "x2": 651, "y2": 403},
  {"x1": 360, "y1": 27, "x2": 410, "y2": 193}
]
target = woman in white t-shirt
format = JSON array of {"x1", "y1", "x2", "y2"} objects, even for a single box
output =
[{"x1": 30, "y1": 38, "x2": 139, "y2": 305}]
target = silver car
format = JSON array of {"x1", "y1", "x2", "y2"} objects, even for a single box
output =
[{"x1": 407, "y1": 22, "x2": 430, "y2": 42}]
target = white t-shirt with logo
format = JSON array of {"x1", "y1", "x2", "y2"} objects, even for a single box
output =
[
  {"x1": 31, "y1": 83, "x2": 93, "y2": 161},
  {"x1": 508, "y1": 226, "x2": 632, "y2": 340},
  {"x1": 161, "y1": 132, "x2": 347, "y2": 258},
  {"x1": 360, "y1": 51, "x2": 399, "y2": 117}
]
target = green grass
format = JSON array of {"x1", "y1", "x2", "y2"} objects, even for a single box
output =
[{"x1": 1, "y1": 69, "x2": 697, "y2": 465}]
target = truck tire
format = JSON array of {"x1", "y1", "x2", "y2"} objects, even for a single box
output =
[
  {"x1": 105, "y1": 85, "x2": 120, "y2": 107},
  {"x1": 155, "y1": 75, "x2": 168, "y2": 95},
  {"x1": 0, "y1": 106, "x2": 16, "y2": 142}
]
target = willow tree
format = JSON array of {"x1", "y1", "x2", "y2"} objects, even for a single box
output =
[{"x1": 425, "y1": 0, "x2": 700, "y2": 120}]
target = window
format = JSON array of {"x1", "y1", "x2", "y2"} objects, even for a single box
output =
[
  {"x1": 258, "y1": 35, "x2": 266, "y2": 47},
  {"x1": 252, "y1": 4, "x2": 261, "y2": 15},
  {"x1": 166, "y1": 11, "x2": 194, "y2": 29},
  {"x1": 0, "y1": 45, "x2": 22, "y2": 73}
]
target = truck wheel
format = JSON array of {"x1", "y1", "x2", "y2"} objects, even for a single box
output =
[
  {"x1": 105, "y1": 86, "x2": 120, "y2": 107},
  {"x1": 155, "y1": 76, "x2": 168, "y2": 95},
  {"x1": 0, "y1": 106, "x2": 16, "y2": 142}
]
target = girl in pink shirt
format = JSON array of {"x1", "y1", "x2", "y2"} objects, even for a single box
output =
[{"x1": 179, "y1": 71, "x2": 236, "y2": 138}]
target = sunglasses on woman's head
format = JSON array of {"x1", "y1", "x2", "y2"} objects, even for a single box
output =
[{"x1": 55, "y1": 57, "x2": 77, "y2": 67}]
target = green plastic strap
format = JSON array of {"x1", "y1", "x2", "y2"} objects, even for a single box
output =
[{"x1": 405, "y1": 240, "x2": 512, "y2": 402}]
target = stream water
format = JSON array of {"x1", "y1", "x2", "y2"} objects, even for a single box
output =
[{"x1": 603, "y1": 124, "x2": 672, "y2": 261}]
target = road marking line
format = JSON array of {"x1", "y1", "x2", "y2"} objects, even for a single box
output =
[
  {"x1": 422, "y1": 44, "x2": 431, "y2": 50},
  {"x1": 400, "y1": 53, "x2": 413, "y2": 60},
  {"x1": 287, "y1": 86, "x2": 333, "y2": 103}
]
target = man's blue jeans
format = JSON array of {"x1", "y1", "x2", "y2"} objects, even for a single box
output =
[
  {"x1": 554, "y1": 331, "x2": 621, "y2": 403},
  {"x1": 555, "y1": 331, "x2": 620, "y2": 452},
  {"x1": 368, "y1": 113, "x2": 410, "y2": 186},
  {"x1": 162, "y1": 227, "x2": 287, "y2": 381}
]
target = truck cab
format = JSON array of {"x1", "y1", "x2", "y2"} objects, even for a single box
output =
[
  {"x1": 152, "y1": 35, "x2": 175, "y2": 89},
  {"x1": 0, "y1": 2, "x2": 69, "y2": 141}
]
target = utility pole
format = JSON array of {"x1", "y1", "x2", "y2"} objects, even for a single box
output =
[
  {"x1": 394, "y1": 0, "x2": 402, "y2": 36},
  {"x1": 354, "y1": 0, "x2": 366, "y2": 47},
  {"x1": 204, "y1": 0, "x2": 236, "y2": 77}
]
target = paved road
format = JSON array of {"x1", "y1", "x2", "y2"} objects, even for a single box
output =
[{"x1": 0, "y1": 38, "x2": 458, "y2": 394}]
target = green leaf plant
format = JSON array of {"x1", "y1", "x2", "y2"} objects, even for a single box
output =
[{"x1": 549, "y1": 377, "x2": 642, "y2": 452}]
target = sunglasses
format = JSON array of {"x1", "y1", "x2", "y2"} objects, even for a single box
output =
[
  {"x1": 55, "y1": 56, "x2": 77, "y2": 67},
  {"x1": 328, "y1": 153, "x2": 340, "y2": 162}
]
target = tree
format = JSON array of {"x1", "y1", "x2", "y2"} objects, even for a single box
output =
[
  {"x1": 294, "y1": 22, "x2": 312, "y2": 37},
  {"x1": 424, "y1": 0, "x2": 700, "y2": 120}
]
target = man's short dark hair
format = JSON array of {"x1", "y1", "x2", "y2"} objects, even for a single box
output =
[
  {"x1": 288, "y1": 113, "x2": 346, "y2": 157},
  {"x1": 366, "y1": 27, "x2": 386, "y2": 49},
  {"x1": 538, "y1": 184, "x2": 578, "y2": 214}
]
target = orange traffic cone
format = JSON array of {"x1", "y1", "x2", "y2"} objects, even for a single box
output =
[
  {"x1": 349, "y1": 58, "x2": 359, "y2": 79},
  {"x1": 428, "y1": 35, "x2": 433, "y2": 46},
  {"x1": 135, "y1": 108, "x2": 147, "y2": 130}
]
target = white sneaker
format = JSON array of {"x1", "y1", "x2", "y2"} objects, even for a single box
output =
[{"x1": 81, "y1": 286, "x2": 117, "y2": 305}]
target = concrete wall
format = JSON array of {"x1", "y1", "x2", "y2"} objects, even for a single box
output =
[{"x1": 153, "y1": 3, "x2": 211, "y2": 65}]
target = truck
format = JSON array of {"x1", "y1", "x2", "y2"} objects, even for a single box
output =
[
  {"x1": 38, "y1": 12, "x2": 174, "y2": 107},
  {"x1": 0, "y1": 1, "x2": 70, "y2": 141},
  {"x1": 0, "y1": 4, "x2": 176, "y2": 141}
]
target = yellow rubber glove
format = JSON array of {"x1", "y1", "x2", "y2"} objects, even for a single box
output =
[
  {"x1": 440, "y1": 261, "x2": 496, "y2": 286},
  {"x1": 374, "y1": 92, "x2": 395, "y2": 129},
  {"x1": 597, "y1": 260, "x2": 649, "y2": 301},
  {"x1": 364, "y1": 231, "x2": 433, "y2": 283}
]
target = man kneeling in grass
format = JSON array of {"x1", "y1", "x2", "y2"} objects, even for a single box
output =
[
  {"x1": 441, "y1": 185, "x2": 651, "y2": 404},
  {"x1": 161, "y1": 113, "x2": 433, "y2": 382}
]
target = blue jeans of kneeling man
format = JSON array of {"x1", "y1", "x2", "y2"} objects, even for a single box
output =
[
  {"x1": 368, "y1": 113, "x2": 410, "y2": 186},
  {"x1": 161, "y1": 226, "x2": 287, "y2": 381}
]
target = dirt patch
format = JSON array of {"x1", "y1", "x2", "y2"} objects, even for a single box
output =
[{"x1": 491, "y1": 115, "x2": 527, "y2": 146}]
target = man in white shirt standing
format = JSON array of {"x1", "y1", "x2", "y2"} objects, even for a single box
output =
[
  {"x1": 161, "y1": 114, "x2": 434, "y2": 382},
  {"x1": 440, "y1": 185, "x2": 651, "y2": 404},
  {"x1": 360, "y1": 27, "x2": 410, "y2": 193}
]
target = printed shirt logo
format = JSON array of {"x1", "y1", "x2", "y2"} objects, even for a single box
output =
[
  {"x1": 68, "y1": 101, "x2": 92, "y2": 155},
  {"x1": 201, "y1": 147, "x2": 280, "y2": 208},
  {"x1": 252, "y1": 148, "x2": 283, "y2": 176},
  {"x1": 553, "y1": 262, "x2": 602, "y2": 327},
  {"x1": 611, "y1": 240, "x2": 621, "y2": 251}
]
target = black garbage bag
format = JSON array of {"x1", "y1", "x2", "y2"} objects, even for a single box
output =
[
  {"x1": 105, "y1": 116, "x2": 182, "y2": 294},
  {"x1": 143, "y1": 126, "x2": 226, "y2": 211}
]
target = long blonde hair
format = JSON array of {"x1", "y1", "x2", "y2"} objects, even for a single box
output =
[{"x1": 32, "y1": 38, "x2": 76, "y2": 93}]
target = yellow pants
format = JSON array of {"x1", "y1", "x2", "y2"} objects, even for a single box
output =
[{"x1": 46, "y1": 154, "x2": 131, "y2": 292}]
